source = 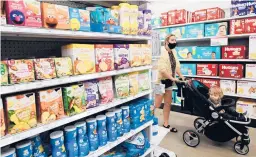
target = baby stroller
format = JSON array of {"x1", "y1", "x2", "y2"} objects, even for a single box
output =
[{"x1": 175, "y1": 79, "x2": 251, "y2": 155}]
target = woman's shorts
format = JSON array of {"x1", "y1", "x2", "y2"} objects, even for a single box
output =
[{"x1": 154, "y1": 83, "x2": 173, "y2": 95}]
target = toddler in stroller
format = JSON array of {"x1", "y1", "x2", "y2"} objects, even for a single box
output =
[{"x1": 176, "y1": 79, "x2": 251, "y2": 155}]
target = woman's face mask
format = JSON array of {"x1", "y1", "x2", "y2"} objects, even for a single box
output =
[{"x1": 167, "y1": 42, "x2": 177, "y2": 49}]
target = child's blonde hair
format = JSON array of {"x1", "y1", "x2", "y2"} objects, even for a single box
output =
[{"x1": 209, "y1": 86, "x2": 224, "y2": 98}]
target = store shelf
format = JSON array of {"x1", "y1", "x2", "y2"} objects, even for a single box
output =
[
  {"x1": 179, "y1": 59, "x2": 256, "y2": 62},
  {"x1": 0, "y1": 90, "x2": 152, "y2": 147},
  {"x1": 151, "y1": 126, "x2": 169, "y2": 146},
  {"x1": 154, "y1": 14, "x2": 256, "y2": 29},
  {"x1": 89, "y1": 120, "x2": 153, "y2": 157},
  {"x1": 225, "y1": 94, "x2": 256, "y2": 99},
  {"x1": 0, "y1": 25, "x2": 151, "y2": 41},
  {"x1": 171, "y1": 103, "x2": 181, "y2": 106},
  {"x1": 183, "y1": 75, "x2": 256, "y2": 81},
  {"x1": 1, "y1": 65, "x2": 152, "y2": 95},
  {"x1": 140, "y1": 145, "x2": 155, "y2": 157}
]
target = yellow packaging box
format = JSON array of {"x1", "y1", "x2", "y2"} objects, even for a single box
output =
[
  {"x1": 130, "y1": 44, "x2": 142, "y2": 67},
  {"x1": 141, "y1": 44, "x2": 152, "y2": 65},
  {"x1": 54, "y1": 57, "x2": 73, "y2": 77}
]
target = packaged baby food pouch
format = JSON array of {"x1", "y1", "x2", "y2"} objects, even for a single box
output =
[
  {"x1": 98, "y1": 77, "x2": 114, "y2": 104},
  {"x1": 114, "y1": 44, "x2": 130, "y2": 70},
  {"x1": 34, "y1": 58, "x2": 57, "y2": 80},
  {"x1": 54, "y1": 57, "x2": 73, "y2": 77},
  {"x1": 37, "y1": 88, "x2": 65, "y2": 124},
  {"x1": 138, "y1": 70, "x2": 150, "y2": 92},
  {"x1": 62, "y1": 84, "x2": 86, "y2": 116},
  {"x1": 1, "y1": 61, "x2": 8, "y2": 85},
  {"x1": 129, "y1": 72, "x2": 139, "y2": 96},
  {"x1": 5, "y1": 93, "x2": 37, "y2": 134},
  {"x1": 8, "y1": 59, "x2": 35, "y2": 84},
  {"x1": 95, "y1": 44, "x2": 114, "y2": 72},
  {"x1": 130, "y1": 44, "x2": 142, "y2": 67},
  {"x1": 0, "y1": 98, "x2": 6, "y2": 136},
  {"x1": 141, "y1": 44, "x2": 152, "y2": 65},
  {"x1": 115, "y1": 74, "x2": 130, "y2": 98},
  {"x1": 83, "y1": 79, "x2": 100, "y2": 109}
]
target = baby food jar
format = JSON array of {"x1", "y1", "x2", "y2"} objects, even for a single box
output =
[
  {"x1": 28, "y1": 134, "x2": 46, "y2": 157},
  {"x1": 1, "y1": 148, "x2": 16, "y2": 157},
  {"x1": 105, "y1": 112, "x2": 117, "y2": 142},
  {"x1": 75, "y1": 121, "x2": 90, "y2": 156},
  {"x1": 96, "y1": 115, "x2": 108, "y2": 147},
  {"x1": 64, "y1": 125, "x2": 78, "y2": 157},
  {"x1": 16, "y1": 140, "x2": 32, "y2": 157},
  {"x1": 86, "y1": 118, "x2": 99, "y2": 151},
  {"x1": 121, "y1": 106, "x2": 130, "y2": 133},
  {"x1": 113, "y1": 108, "x2": 124, "y2": 137},
  {"x1": 50, "y1": 131, "x2": 66, "y2": 157}
]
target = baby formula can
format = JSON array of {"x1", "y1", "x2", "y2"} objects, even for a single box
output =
[
  {"x1": 113, "y1": 108, "x2": 124, "y2": 137},
  {"x1": 121, "y1": 106, "x2": 130, "y2": 133},
  {"x1": 75, "y1": 121, "x2": 90, "y2": 156},
  {"x1": 86, "y1": 118, "x2": 99, "y2": 151},
  {"x1": 50, "y1": 131, "x2": 66, "y2": 157},
  {"x1": 64, "y1": 125, "x2": 78, "y2": 157},
  {"x1": 16, "y1": 140, "x2": 32, "y2": 157},
  {"x1": 1, "y1": 148, "x2": 16, "y2": 157},
  {"x1": 105, "y1": 112, "x2": 117, "y2": 142},
  {"x1": 96, "y1": 115, "x2": 108, "y2": 147}
]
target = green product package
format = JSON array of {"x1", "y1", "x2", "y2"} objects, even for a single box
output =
[
  {"x1": 138, "y1": 70, "x2": 150, "y2": 92},
  {"x1": 115, "y1": 74, "x2": 130, "y2": 98}
]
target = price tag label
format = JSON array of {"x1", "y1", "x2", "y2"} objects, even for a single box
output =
[{"x1": 211, "y1": 37, "x2": 228, "y2": 46}]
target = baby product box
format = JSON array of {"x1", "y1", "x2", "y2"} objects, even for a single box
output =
[
  {"x1": 5, "y1": 93, "x2": 37, "y2": 134},
  {"x1": 160, "y1": 12, "x2": 168, "y2": 26},
  {"x1": 220, "y1": 80, "x2": 236, "y2": 95},
  {"x1": 231, "y1": 1, "x2": 247, "y2": 16},
  {"x1": 151, "y1": 17, "x2": 161, "y2": 29},
  {"x1": 207, "y1": 7, "x2": 225, "y2": 20},
  {"x1": 246, "y1": 64, "x2": 256, "y2": 79},
  {"x1": 62, "y1": 84, "x2": 86, "y2": 116},
  {"x1": 41, "y1": 2, "x2": 70, "y2": 29},
  {"x1": 143, "y1": 9, "x2": 152, "y2": 36},
  {"x1": 244, "y1": 17, "x2": 256, "y2": 33},
  {"x1": 0, "y1": 99, "x2": 6, "y2": 136},
  {"x1": 34, "y1": 58, "x2": 57, "y2": 80},
  {"x1": 138, "y1": 8, "x2": 144, "y2": 34},
  {"x1": 104, "y1": 8, "x2": 122, "y2": 34},
  {"x1": 195, "y1": 46, "x2": 221, "y2": 59},
  {"x1": 167, "y1": 10, "x2": 176, "y2": 25},
  {"x1": 175, "y1": 9, "x2": 189, "y2": 24},
  {"x1": 130, "y1": 44, "x2": 142, "y2": 67},
  {"x1": 219, "y1": 64, "x2": 244, "y2": 78},
  {"x1": 1, "y1": 61, "x2": 8, "y2": 85},
  {"x1": 186, "y1": 24, "x2": 204, "y2": 38},
  {"x1": 197, "y1": 64, "x2": 218, "y2": 76},
  {"x1": 95, "y1": 44, "x2": 114, "y2": 72},
  {"x1": 180, "y1": 64, "x2": 196, "y2": 76},
  {"x1": 54, "y1": 57, "x2": 73, "y2": 77},
  {"x1": 62, "y1": 44, "x2": 96, "y2": 75},
  {"x1": 98, "y1": 77, "x2": 114, "y2": 104},
  {"x1": 249, "y1": 36, "x2": 256, "y2": 59},
  {"x1": 69, "y1": 8, "x2": 90, "y2": 31},
  {"x1": 23, "y1": 0, "x2": 42, "y2": 27},
  {"x1": 129, "y1": 72, "x2": 139, "y2": 96},
  {"x1": 114, "y1": 74, "x2": 130, "y2": 98},
  {"x1": 236, "y1": 98, "x2": 256, "y2": 119},
  {"x1": 193, "y1": 9, "x2": 207, "y2": 22},
  {"x1": 247, "y1": 1, "x2": 256, "y2": 15},
  {"x1": 201, "y1": 79, "x2": 220, "y2": 88},
  {"x1": 119, "y1": 3, "x2": 130, "y2": 34},
  {"x1": 237, "y1": 81, "x2": 256, "y2": 97},
  {"x1": 138, "y1": 70, "x2": 150, "y2": 92},
  {"x1": 83, "y1": 79, "x2": 100, "y2": 109},
  {"x1": 169, "y1": 26, "x2": 186, "y2": 39},
  {"x1": 205, "y1": 22, "x2": 228, "y2": 37},
  {"x1": 159, "y1": 28, "x2": 169, "y2": 40},
  {"x1": 141, "y1": 44, "x2": 152, "y2": 65},
  {"x1": 7, "y1": 59, "x2": 35, "y2": 84},
  {"x1": 176, "y1": 46, "x2": 197, "y2": 59},
  {"x1": 221, "y1": 46, "x2": 246, "y2": 59},
  {"x1": 37, "y1": 88, "x2": 65, "y2": 124},
  {"x1": 114, "y1": 44, "x2": 130, "y2": 70},
  {"x1": 230, "y1": 19, "x2": 245, "y2": 34}
]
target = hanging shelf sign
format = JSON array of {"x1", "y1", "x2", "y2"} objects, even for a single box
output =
[{"x1": 210, "y1": 37, "x2": 228, "y2": 46}]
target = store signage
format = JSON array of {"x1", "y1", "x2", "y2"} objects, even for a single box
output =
[{"x1": 210, "y1": 37, "x2": 228, "y2": 46}]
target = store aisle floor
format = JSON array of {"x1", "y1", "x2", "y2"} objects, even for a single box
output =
[{"x1": 155, "y1": 109, "x2": 256, "y2": 157}]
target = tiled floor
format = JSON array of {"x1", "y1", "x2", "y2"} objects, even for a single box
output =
[{"x1": 155, "y1": 109, "x2": 256, "y2": 157}]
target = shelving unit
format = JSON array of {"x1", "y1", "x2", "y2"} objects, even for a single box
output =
[
  {"x1": 183, "y1": 75, "x2": 255, "y2": 81},
  {"x1": 179, "y1": 59, "x2": 256, "y2": 62}
]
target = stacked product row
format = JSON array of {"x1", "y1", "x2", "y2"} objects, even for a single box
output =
[
  {"x1": 1, "y1": 1, "x2": 152, "y2": 35},
  {"x1": 1, "y1": 98, "x2": 154, "y2": 157},
  {"x1": 0, "y1": 71, "x2": 151, "y2": 136},
  {"x1": 158, "y1": 16, "x2": 256, "y2": 40},
  {"x1": 176, "y1": 45, "x2": 255, "y2": 60},
  {"x1": 231, "y1": 0, "x2": 256, "y2": 17},
  {"x1": 1, "y1": 44, "x2": 151, "y2": 85}
]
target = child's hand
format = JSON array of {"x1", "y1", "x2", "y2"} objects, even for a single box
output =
[{"x1": 220, "y1": 109, "x2": 225, "y2": 113}]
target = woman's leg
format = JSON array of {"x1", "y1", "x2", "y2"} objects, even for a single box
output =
[
  {"x1": 154, "y1": 94, "x2": 164, "y2": 108},
  {"x1": 163, "y1": 89, "x2": 172, "y2": 127}
]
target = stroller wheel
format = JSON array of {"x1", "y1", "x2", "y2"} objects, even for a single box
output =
[
  {"x1": 183, "y1": 130, "x2": 200, "y2": 147},
  {"x1": 194, "y1": 117, "x2": 205, "y2": 133},
  {"x1": 234, "y1": 141, "x2": 249, "y2": 155}
]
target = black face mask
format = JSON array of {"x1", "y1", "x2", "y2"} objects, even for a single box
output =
[{"x1": 168, "y1": 43, "x2": 177, "y2": 49}]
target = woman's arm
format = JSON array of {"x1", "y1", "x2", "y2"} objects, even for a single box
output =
[
  {"x1": 176, "y1": 68, "x2": 185, "y2": 80},
  {"x1": 160, "y1": 69, "x2": 176, "y2": 81}
]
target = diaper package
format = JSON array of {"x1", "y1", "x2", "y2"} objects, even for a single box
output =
[
  {"x1": 237, "y1": 81, "x2": 256, "y2": 97},
  {"x1": 186, "y1": 24, "x2": 204, "y2": 38},
  {"x1": 245, "y1": 64, "x2": 256, "y2": 79},
  {"x1": 115, "y1": 74, "x2": 130, "y2": 98},
  {"x1": 69, "y1": 8, "x2": 90, "y2": 31},
  {"x1": 138, "y1": 70, "x2": 150, "y2": 92},
  {"x1": 169, "y1": 26, "x2": 186, "y2": 39},
  {"x1": 220, "y1": 80, "x2": 236, "y2": 95},
  {"x1": 202, "y1": 79, "x2": 220, "y2": 88},
  {"x1": 197, "y1": 64, "x2": 218, "y2": 76},
  {"x1": 83, "y1": 79, "x2": 100, "y2": 109},
  {"x1": 98, "y1": 77, "x2": 114, "y2": 104},
  {"x1": 180, "y1": 64, "x2": 196, "y2": 75},
  {"x1": 205, "y1": 22, "x2": 228, "y2": 37},
  {"x1": 221, "y1": 46, "x2": 246, "y2": 59},
  {"x1": 249, "y1": 36, "x2": 256, "y2": 59},
  {"x1": 236, "y1": 98, "x2": 256, "y2": 119},
  {"x1": 176, "y1": 46, "x2": 197, "y2": 59},
  {"x1": 159, "y1": 28, "x2": 169, "y2": 40}
]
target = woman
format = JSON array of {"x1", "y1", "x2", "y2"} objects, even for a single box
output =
[{"x1": 155, "y1": 34, "x2": 184, "y2": 133}]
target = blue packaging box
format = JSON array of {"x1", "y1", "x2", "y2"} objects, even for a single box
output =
[
  {"x1": 186, "y1": 24, "x2": 204, "y2": 38},
  {"x1": 69, "y1": 8, "x2": 90, "y2": 32},
  {"x1": 176, "y1": 46, "x2": 197, "y2": 59},
  {"x1": 180, "y1": 64, "x2": 196, "y2": 76},
  {"x1": 159, "y1": 28, "x2": 169, "y2": 40},
  {"x1": 247, "y1": 1, "x2": 256, "y2": 15},
  {"x1": 205, "y1": 22, "x2": 228, "y2": 37},
  {"x1": 231, "y1": 1, "x2": 248, "y2": 16},
  {"x1": 175, "y1": 93, "x2": 181, "y2": 105},
  {"x1": 151, "y1": 17, "x2": 161, "y2": 28},
  {"x1": 195, "y1": 46, "x2": 221, "y2": 59},
  {"x1": 169, "y1": 26, "x2": 186, "y2": 39}
]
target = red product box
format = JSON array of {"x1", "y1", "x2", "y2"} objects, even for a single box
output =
[
  {"x1": 197, "y1": 64, "x2": 218, "y2": 76},
  {"x1": 202, "y1": 79, "x2": 220, "y2": 88},
  {"x1": 222, "y1": 46, "x2": 246, "y2": 59},
  {"x1": 161, "y1": 12, "x2": 168, "y2": 26},
  {"x1": 244, "y1": 17, "x2": 256, "y2": 33},
  {"x1": 167, "y1": 10, "x2": 176, "y2": 25},
  {"x1": 230, "y1": 19, "x2": 245, "y2": 34},
  {"x1": 207, "y1": 7, "x2": 222, "y2": 20},
  {"x1": 175, "y1": 9, "x2": 188, "y2": 24},
  {"x1": 194, "y1": 9, "x2": 207, "y2": 22},
  {"x1": 219, "y1": 64, "x2": 244, "y2": 78}
]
